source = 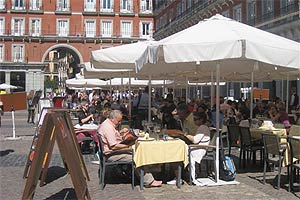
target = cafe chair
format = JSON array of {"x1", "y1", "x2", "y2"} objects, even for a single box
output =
[
  {"x1": 262, "y1": 133, "x2": 287, "y2": 189},
  {"x1": 289, "y1": 125, "x2": 300, "y2": 137},
  {"x1": 227, "y1": 124, "x2": 241, "y2": 156},
  {"x1": 288, "y1": 136, "x2": 300, "y2": 192},
  {"x1": 75, "y1": 129, "x2": 96, "y2": 155},
  {"x1": 97, "y1": 134, "x2": 135, "y2": 190},
  {"x1": 188, "y1": 130, "x2": 218, "y2": 185},
  {"x1": 239, "y1": 127, "x2": 264, "y2": 169}
]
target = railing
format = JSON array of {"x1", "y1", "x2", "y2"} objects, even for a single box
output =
[
  {"x1": 56, "y1": 5, "x2": 71, "y2": 12},
  {"x1": 84, "y1": 4, "x2": 96, "y2": 12}
]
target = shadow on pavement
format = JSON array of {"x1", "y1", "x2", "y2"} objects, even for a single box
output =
[
  {"x1": 43, "y1": 166, "x2": 67, "y2": 185},
  {"x1": 44, "y1": 188, "x2": 76, "y2": 200},
  {"x1": 0, "y1": 149, "x2": 14, "y2": 157}
]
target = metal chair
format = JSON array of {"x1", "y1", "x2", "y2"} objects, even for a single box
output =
[
  {"x1": 188, "y1": 130, "x2": 218, "y2": 184},
  {"x1": 262, "y1": 133, "x2": 287, "y2": 189},
  {"x1": 97, "y1": 134, "x2": 134, "y2": 190},
  {"x1": 239, "y1": 126, "x2": 264, "y2": 169},
  {"x1": 227, "y1": 124, "x2": 241, "y2": 156},
  {"x1": 288, "y1": 136, "x2": 300, "y2": 192}
]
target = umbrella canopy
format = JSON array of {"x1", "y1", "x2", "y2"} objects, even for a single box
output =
[
  {"x1": 66, "y1": 78, "x2": 105, "y2": 89},
  {"x1": 91, "y1": 40, "x2": 156, "y2": 72},
  {"x1": 137, "y1": 14, "x2": 300, "y2": 79},
  {"x1": 0, "y1": 83, "x2": 18, "y2": 90}
]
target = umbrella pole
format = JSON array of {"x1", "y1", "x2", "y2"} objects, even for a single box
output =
[
  {"x1": 250, "y1": 71, "x2": 254, "y2": 121},
  {"x1": 215, "y1": 62, "x2": 220, "y2": 183},
  {"x1": 210, "y1": 71, "x2": 214, "y2": 110},
  {"x1": 186, "y1": 76, "x2": 188, "y2": 104},
  {"x1": 128, "y1": 73, "x2": 132, "y2": 119},
  {"x1": 148, "y1": 75, "x2": 152, "y2": 122},
  {"x1": 286, "y1": 73, "x2": 289, "y2": 113}
]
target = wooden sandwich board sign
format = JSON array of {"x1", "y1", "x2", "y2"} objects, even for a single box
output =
[{"x1": 22, "y1": 111, "x2": 90, "y2": 200}]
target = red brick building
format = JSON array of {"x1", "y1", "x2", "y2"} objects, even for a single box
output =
[{"x1": 0, "y1": 0, "x2": 153, "y2": 93}]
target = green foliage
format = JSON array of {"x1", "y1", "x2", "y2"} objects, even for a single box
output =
[{"x1": 44, "y1": 77, "x2": 58, "y2": 90}]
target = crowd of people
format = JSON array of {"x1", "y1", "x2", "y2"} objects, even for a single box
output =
[{"x1": 25, "y1": 87, "x2": 299, "y2": 187}]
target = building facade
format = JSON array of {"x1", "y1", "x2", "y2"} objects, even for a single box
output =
[
  {"x1": 152, "y1": 0, "x2": 300, "y2": 100},
  {"x1": 0, "y1": 0, "x2": 153, "y2": 93}
]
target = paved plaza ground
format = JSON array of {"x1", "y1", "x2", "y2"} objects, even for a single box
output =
[{"x1": 0, "y1": 110, "x2": 299, "y2": 200}]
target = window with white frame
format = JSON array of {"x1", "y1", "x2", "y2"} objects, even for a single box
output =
[
  {"x1": 12, "y1": 44, "x2": 24, "y2": 62},
  {"x1": 233, "y1": 4, "x2": 242, "y2": 22},
  {"x1": 101, "y1": 0, "x2": 114, "y2": 12},
  {"x1": 262, "y1": 0, "x2": 274, "y2": 15},
  {"x1": 30, "y1": 0, "x2": 42, "y2": 10},
  {"x1": 247, "y1": 0, "x2": 256, "y2": 20},
  {"x1": 85, "y1": 19, "x2": 96, "y2": 37},
  {"x1": 120, "y1": 21, "x2": 132, "y2": 38},
  {"x1": 120, "y1": 0, "x2": 133, "y2": 13},
  {"x1": 11, "y1": 18, "x2": 25, "y2": 36},
  {"x1": 140, "y1": 21, "x2": 152, "y2": 39},
  {"x1": 0, "y1": 44, "x2": 4, "y2": 62},
  {"x1": 187, "y1": 0, "x2": 192, "y2": 8},
  {"x1": 101, "y1": 20, "x2": 113, "y2": 37},
  {"x1": 0, "y1": 17, "x2": 4, "y2": 35},
  {"x1": 84, "y1": 0, "x2": 96, "y2": 12},
  {"x1": 12, "y1": 0, "x2": 25, "y2": 10},
  {"x1": 30, "y1": 18, "x2": 41, "y2": 36},
  {"x1": 57, "y1": 19, "x2": 69, "y2": 36},
  {"x1": 57, "y1": 0, "x2": 70, "y2": 11},
  {"x1": 0, "y1": 0, "x2": 5, "y2": 9},
  {"x1": 280, "y1": 0, "x2": 294, "y2": 8},
  {"x1": 140, "y1": 0, "x2": 152, "y2": 13}
]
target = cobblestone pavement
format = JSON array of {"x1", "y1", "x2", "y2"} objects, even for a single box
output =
[{"x1": 0, "y1": 110, "x2": 299, "y2": 200}]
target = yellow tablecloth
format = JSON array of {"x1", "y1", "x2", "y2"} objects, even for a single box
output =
[
  {"x1": 133, "y1": 139, "x2": 188, "y2": 168},
  {"x1": 250, "y1": 128, "x2": 286, "y2": 140}
]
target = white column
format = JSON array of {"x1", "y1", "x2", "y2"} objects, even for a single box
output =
[{"x1": 210, "y1": 71, "x2": 214, "y2": 110}]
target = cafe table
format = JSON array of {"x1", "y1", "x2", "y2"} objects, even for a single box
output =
[
  {"x1": 133, "y1": 138, "x2": 188, "y2": 190},
  {"x1": 250, "y1": 127, "x2": 293, "y2": 167}
]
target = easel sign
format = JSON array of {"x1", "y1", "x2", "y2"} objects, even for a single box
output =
[{"x1": 22, "y1": 112, "x2": 90, "y2": 200}]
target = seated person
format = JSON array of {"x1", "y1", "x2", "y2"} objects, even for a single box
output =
[
  {"x1": 175, "y1": 103, "x2": 198, "y2": 135},
  {"x1": 78, "y1": 100, "x2": 94, "y2": 125},
  {"x1": 98, "y1": 109, "x2": 162, "y2": 187},
  {"x1": 166, "y1": 112, "x2": 211, "y2": 186}
]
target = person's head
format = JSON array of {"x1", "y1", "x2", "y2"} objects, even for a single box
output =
[
  {"x1": 109, "y1": 109, "x2": 123, "y2": 127},
  {"x1": 80, "y1": 100, "x2": 89, "y2": 111},
  {"x1": 193, "y1": 112, "x2": 207, "y2": 126},
  {"x1": 144, "y1": 86, "x2": 149, "y2": 93},
  {"x1": 176, "y1": 103, "x2": 190, "y2": 120}
]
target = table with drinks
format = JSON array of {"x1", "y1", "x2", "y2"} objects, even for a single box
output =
[{"x1": 133, "y1": 121, "x2": 188, "y2": 189}]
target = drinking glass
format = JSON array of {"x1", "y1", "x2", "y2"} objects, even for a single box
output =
[{"x1": 154, "y1": 124, "x2": 161, "y2": 140}]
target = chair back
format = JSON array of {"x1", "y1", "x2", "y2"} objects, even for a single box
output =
[
  {"x1": 96, "y1": 134, "x2": 105, "y2": 164},
  {"x1": 289, "y1": 136, "x2": 300, "y2": 160},
  {"x1": 289, "y1": 125, "x2": 300, "y2": 136},
  {"x1": 262, "y1": 133, "x2": 281, "y2": 156},
  {"x1": 227, "y1": 124, "x2": 240, "y2": 147},
  {"x1": 239, "y1": 126, "x2": 252, "y2": 147}
]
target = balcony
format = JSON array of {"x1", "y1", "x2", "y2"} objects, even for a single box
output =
[
  {"x1": 55, "y1": 5, "x2": 71, "y2": 15},
  {"x1": 28, "y1": 5, "x2": 44, "y2": 14},
  {"x1": 11, "y1": 5, "x2": 27, "y2": 13},
  {"x1": 0, "y1": 1, "x2": 6, "y2": 13},
  {"x1": 83, "y1": 4, "x2": 97, "y2": 16},
  {"x1": 139, "y1": 2, "x2": 152, "y2": 16},
  {"x1": 119, "y1": 4, "x2": 134, "y2": 16}
]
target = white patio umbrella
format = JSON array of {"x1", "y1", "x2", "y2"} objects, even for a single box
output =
[
  {"x1": 0, "y1": 83, "x2": 18, "y2": 90},
  {"x1": 137, "y1": 14, "x2": 300, "y2": 185},
  {"x1": 66, "y1": 78, "x2": 105, "y2": 89}
]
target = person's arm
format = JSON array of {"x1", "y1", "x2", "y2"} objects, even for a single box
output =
[{"x1": 80, "y1": 113, "x2": 94, "y2": 124}]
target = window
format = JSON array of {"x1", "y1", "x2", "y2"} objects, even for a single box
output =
[
  {"x1": 262, "y1": 0, "x2": 274, "y2": 15},
  {"x1": 140, "y1": 21, "x2": 152, "y2": 39},
  {"x1": 233, "y1": 4, "x2": 242, "y2": 22},
  {"x1": 30, "y1": 18, "x2": 41, "y2": 36},
  {"x1": 57, "y1": 0, "x2": 69, "y2": 11},
  {"x1": 11, "y1": 18, "x2": 25, "y2": 36},
  {"x1": 120, "y1": 0, "x2": 133, "y2": 13},
  {"x1": 120, "y1": 21, "x2": 132, "y2": 38},
  {"x1": 101, "y1": 0, "x2": 114, "y2": 12},
  {"x1": 0, "y1": 17, "x2": 4, "y2": 35},
  {"x1": 12, "y1": 0, "x2": 25, "y2": 10},
  {"x1": 0, "y1": 0, "x2": 5, "y2": 10},
  {"x1": 0, "y1": 44, "x2": 4, "y2": 62},
  {"x1": 177, "y1": 3, "x2": 181, "y2": 18},
  {"x1": 140, "y1": 0, "x2": 152, "y2": 12},
  {"x1": 101, "y1": 20, "x2": 113, "y2": 37},
  {"x1": 12, "y1": 44, "x2": 24, "y2": 62},
  {"x1": 181, "y1": 0, "x2": 186, "y2": 13},
  {"x1": 57, "y1": 19, "x2": 69, "y2": 36},
  {"x1": 30, "y1": 0, "x2": 42, "y2": 10},
  {"x1": 85, "y1": 19, "x2": 96, "y2": 37},
  {"x1": 84, "y1": 0, "x2": 96, "y2": 12},
  {"x1": 247, "y1": 0, "x2": 256, "y2": 20}
]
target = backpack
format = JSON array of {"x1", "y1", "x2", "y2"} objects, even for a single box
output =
[{"x1": 219, "y1": 148, "x2": 236, "y2": 181}]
